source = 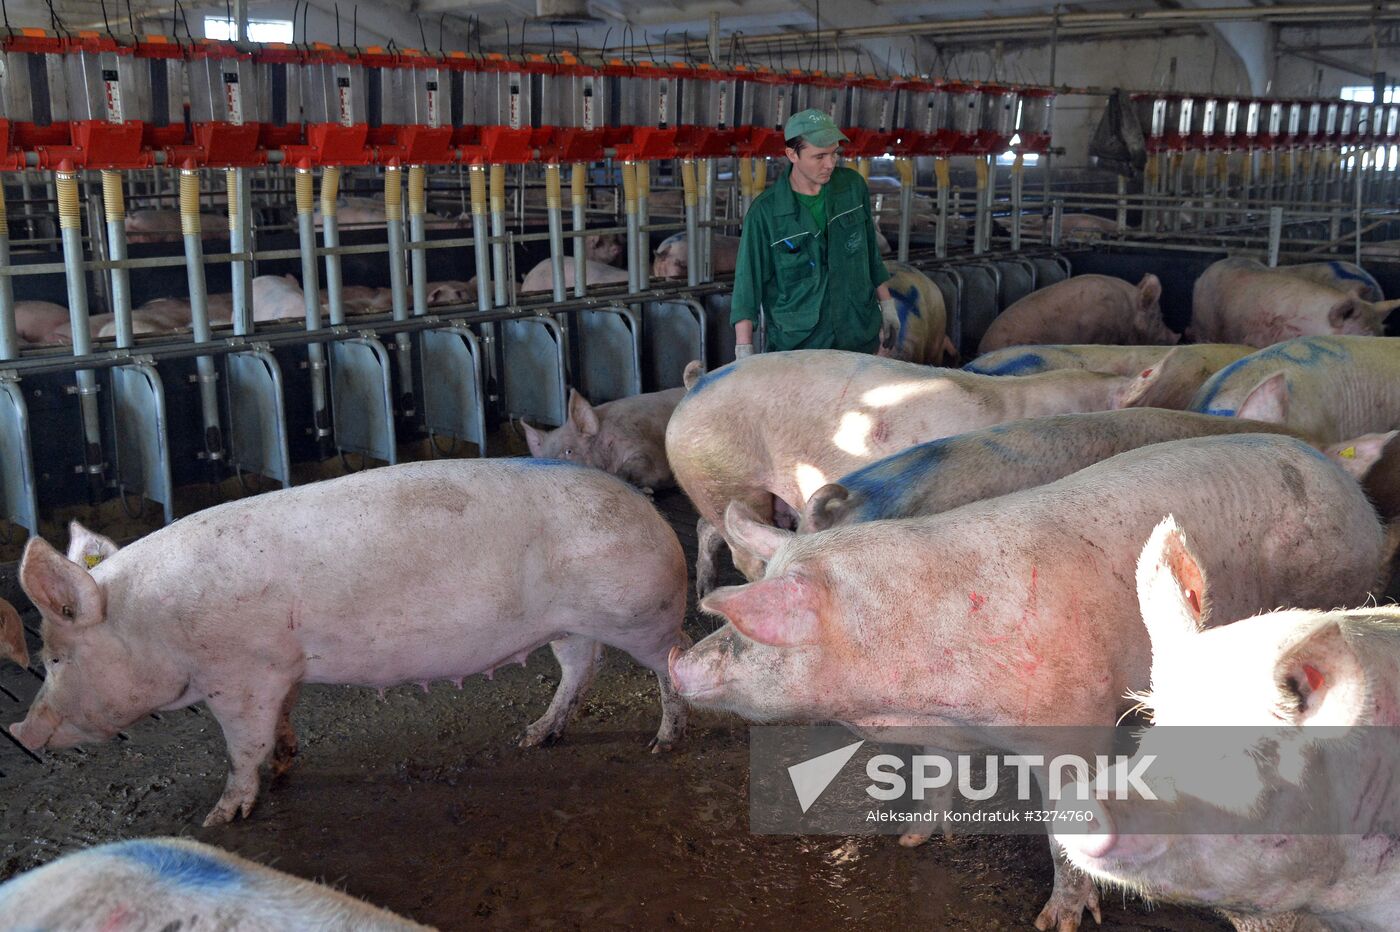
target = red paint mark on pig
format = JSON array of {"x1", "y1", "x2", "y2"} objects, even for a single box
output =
[{"x1": 968, "y1": 591, "x2": 986, "y2": 613}]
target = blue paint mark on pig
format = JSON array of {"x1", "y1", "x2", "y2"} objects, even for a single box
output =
[
  {"x1": 966, "y1": 352, "x2": 1048, "y2": 376},
  {"x1": 112, "y1": 840, "x2": 242, "y2": 889}
]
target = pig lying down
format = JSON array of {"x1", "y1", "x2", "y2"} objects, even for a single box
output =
[
  {"x1": 977, "y1": 273, "x2": 1175, "y2": 355},
  {"x1": 10, "y1": 459, "x2": 689, "y2": 826},
  {"x1": 666, "y1": 350, "x2": 1134, "y2": 592},
  {"x1": 1191, "y1": 257, "x2": 1400, "y2": 347},
  {"x1": 521, "y1": 386, "x2": 685, "y2": 492},
  {"x1": 670, "y1": 434, "x2": 1389, "y2": 931},
  {"x1": 1056, "y1": 520, "x2": 1400, "y2": 931},
  {"x1": 0, "y1": 837, "x2": 428, "y2": 931}
]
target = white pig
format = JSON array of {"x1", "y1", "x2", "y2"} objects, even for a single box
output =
[
  {"x1": 1283, "y1": 259, "x2": 1385, "y2": 302},
  {"x1": 520, "y1": 257, "x2": 629, "y2": 294},
  {"x1": 667, "y1": 350, "x2": 1135, "y2": 592},
  {"x1": 14, "y1": 300, "x2": 73, "y2": 345},
  {"x1": 124, "y1": 209, "x2": 228, "y2": 243},
  {"x1": 1191, "y1": 257, "x2": 1400, "y2": 348},
  {"x1": 876, "y1": 262, "x2": 957, "y2": 365},
  {"x1": 1188, "y1": 335, "x2": 1400, "y2": 442},
  {"x1": 650, "y1": 232, "x2": 742, "y2": 279},
  {"x1": 0, "y1": 837, "x2": 429, "y2": 930},
  {"x1": 1055, "y1": 518, "x2": 1400, "y2": 931},
  {"x1": 669, "y1": 434, "x2": 1389, "y2": 932},
  {"x1": 967, "y1": 342, "x2": 1252, "y2": 380},
  {"x1": 10, "y1": 459, "x2": 689, "y2": 826},
  {"x1": 977, "y1": 274, "x2": 1176, "y2": 355},
  {"x1": 521, "y1": 387, "x2": 685, "y2": 492},
  {"x1": 0, "y1": 597, "x2": 26, "y2": 668},
  {"x1": 798, "y1": 408, "x2": 1338, "y2": 533}
]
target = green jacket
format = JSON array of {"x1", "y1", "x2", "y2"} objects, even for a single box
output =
[{"x1": 730, "y1": 165, "x2": 891, "y2": 353}]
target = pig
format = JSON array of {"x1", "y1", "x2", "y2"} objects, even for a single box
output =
[
  {"x1": 124, "y1": 209, "x2": 228, "y2": 243},
  {"x1": 1111, "y1": 343, "x2": 1268, "y2": 410},
  {"x1": 15, "y1": 300, "x2": 73, "y2": 345},
  {"x1": 876, "y1": 262, "x2": 957, "y2": 365},
  {"x1": 90, "y1": 312, "x2": 181, "y2": 340},
  {"x1": 666, "y1": 350, "x2": 1135, "y2": 594},
  {"x1": 669, "y1": 434, "x2": 1390, "y2": 932},
  {"x1": 253, "y1": 273, "x2": 308, "y2": 322},
  {"x1": 0, "y1": 597, "x2": 26, "y2": 668},
  {"x1": 426, "y1": 279, "x2": 479, "y2": 306},
  {"x1": 650, "y1": 232, "x2": 742, "y2": 279},
  {"x1": 799, "y1": 408, "x2": 1330, "y2": 533},
  {"x1": 324, "y1": 285, "x2": 394, "y2": 317},
  {"x1": 977, "y1": 273, "x2": 1176, "y2": 355},
  {"x1": 1013, "y1": 213, "x2": 1121, "y2": 240},
  {"x1": 1283, "y1": 259, "x2": 1385, "y2": 302},
  {"x1": 10, "y1": 459, "x2": 689, "y2": 826},
  {"x1": 1055, "y1": 519, "x2": 1400, "y2": 931},
  {"x1": 1188, "y1": 335, "x2": 1400, "y2": 442},
  {"x1": 315, "y1": 196, "x2": 462, "y2": 230},
  {"x1": 0, "y1": 837, "x2": 428, "y2": 930},
  {"x1": 521, "y1": 387, "x2": 685, "y2": 492},
  {"x1": 585, "y1": 233, "x2": 624, "y2": 266},
  {"x1": 520, "y1": 257, "x2": 629, "y2": 294},
  {"x1": 1190, "y1": 257, "x2": 1400, "y2": 348},
  {"x1": 967, "y1": 342, "x2": 1252, "y2": 380}
]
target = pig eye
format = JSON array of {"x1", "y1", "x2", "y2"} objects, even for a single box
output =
[{"x1": 60, "y1": 605, "x2": 74, "y2": 619}]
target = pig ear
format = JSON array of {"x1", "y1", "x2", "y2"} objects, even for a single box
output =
[
  {"x1": 1328, "y1": 297, "x2": 1363, "y2": 328},
  {"x1": 1369, "y1": 297, "x2": 1400, "y2": 321},
  {"x1": 0, "y1": 599, "x2": 28, "y2": 668},
  {"x1": 519, "y1": 420, "x2": 547, "y2": 458},
  {"x1": 724, "y1": 501, "x2": 793, "y2": 564},
  {"x1": 682, "y1": 361, "x2": 705, "y2": 391},
  {"x1": 19, "y1": 537, "x2": 105, "y2": 628},
  {"x1": 1322, "y1": 431, "x2": 1400, "y2": 481},
  {"x1": 66, "y1": 520, "x2": 119, "y2": 570},
  {"x1": 567, "y1": 390, "x2": 600, "y2": 437},
  {"x1": 1235, "y1": 372, "x2": 1290, "y2": 425},
  {"x1": 1135, "y1": 273, "x2": 1163, "y2": 311},
  {"x1": 1117, "y1": 347, "x2": 1180, "y2": 408},
  {"x1": 802, "y1": 484, "x2": 851, "y2": 533},
  {"x1": 1271, "y1": 617, "x2": 1369, "y2": 725},
  {"x1": 699, "y1": 573, "x2": 823, "y2": 647},
  {"x1": 1135, "y1": 515, "x2": 1211, "y2": 648}
]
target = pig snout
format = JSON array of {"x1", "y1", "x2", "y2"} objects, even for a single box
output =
[
  {"x1": 1055, "y1": 780, "x2": 1169, "y2": 868},
  {"x1": 667, "y1": 635, "x2": 737, "y2": 702},
  {"x1": 10, "y1": 705, "x2": 60, "y2": 751}
]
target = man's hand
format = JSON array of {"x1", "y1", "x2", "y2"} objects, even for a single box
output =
[{"x1": 735, "y1": 343, "x2": 754, "y2": 360}]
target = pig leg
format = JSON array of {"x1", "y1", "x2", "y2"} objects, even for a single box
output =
[
  {"x1": 271, "y1": 683, "x2": 301, "y2": 780},
  {"x1": 520, "y1": 635, "x2": 604, "y2": 748},
  {"x1": 898, "y1": 745, "x2": 960, "y2": 847},
  {"x1": 1035, "y1": 839, "x2": 1103, "y2": 932},
  {"x1": 696, "y1": 517, "x2": 726, "y2": 599},
  {"x1": 1218, "y1": 912, "x2": 1306, "y2": 931},
  {"x1": 629, "y1": 629, "x2": 691, "y2": 753},
  {"x1": 203, "y1": 677, "x2": 299, "y2": 827}
]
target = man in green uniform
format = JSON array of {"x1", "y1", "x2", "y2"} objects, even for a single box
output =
[{"x1": 730, "y1": 108, "x2": 895, "y2": 358}]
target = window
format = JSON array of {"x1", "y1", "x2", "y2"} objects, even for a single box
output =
[
  {"x1": 995, "y1": 136, "x2": 1040, "y2": 166},
  {"x1": 1340, "y1": 84, "x2": 1400, "y2": 171},
  {"x1": 203, "y1": 16, "x2": 293, "y2": 43}
]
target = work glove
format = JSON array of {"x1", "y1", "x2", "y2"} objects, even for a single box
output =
[{"x1": 734, "y1": 343, "x2": 754, "y2": 360}]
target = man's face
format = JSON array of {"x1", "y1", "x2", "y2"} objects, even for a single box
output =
[{"x1": 786, "y1": 141, "x2": 841, "y2": 189}]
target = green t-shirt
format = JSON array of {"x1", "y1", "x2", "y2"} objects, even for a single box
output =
[{"x1": 794, "y1": 187, "x2": 826, "y2": 233}]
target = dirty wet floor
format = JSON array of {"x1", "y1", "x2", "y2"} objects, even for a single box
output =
[{"x1": 0, "y1": 485, "x2": 1229, "y2": 931}]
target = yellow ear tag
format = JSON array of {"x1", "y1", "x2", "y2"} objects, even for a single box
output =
[
  {"x1": 84, "y1": 554, "x2": 103, "y2": 569},
  {"x1": 1340, "y1": 447, "x2": 1357, "y2": 460}
]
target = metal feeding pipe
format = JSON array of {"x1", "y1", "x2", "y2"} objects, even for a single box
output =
[
  {"x1": 321, "y1": 166, "x2": 347, "y2": 328},
  {"x1": 546, "y1": 163, "x2": 567, "y2": 303},
  {"x1": 934, "y1": 156, "x2": 950, "y2": 258},
  {"x1": 101, "y1": 171, "x2": 134, "y2": 349},
  {"x1": 56, "y1": 168, "x2": 105, "y2": 496},
  {"x1": 490, "y1": 163, "x2": 509, "y2": 310},
  {"x1": 571, "y1": 163, "x2": 588, "y2": 297},
  {"x1": 635, "y1": 160, "x2": 651, "y2": 291},
  {"x1": 228, "y1": 169, "x2": 253, "y2": 337},
  {"x1": 622, "y1": 160, "x2": 640, "y2": 295},
  {"x1": 408, "y1": 165, "x2": 429, "y2": 319},
  {"x1": 180, "y1": 166, "x2": 225, "y2": 467},
  {"x1": 296, "y1": 166, "x2": 331, "y2": 443},
  {"x1": 383, "y1": 164, "x2": 416, "y2": 416},
  {"x1": 681, "y1": 157, "x2": 699, "y2": 288},
  {"x1": 0, "y1": 184, "x2": 17, "y2": 361},
  {"x1": 895, "y1": 156, "x2": 914, "y2": 262}
]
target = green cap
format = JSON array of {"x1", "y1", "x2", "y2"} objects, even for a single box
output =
[{"x1": 784, "y1": 108, "x2": 849, "y2": 147}]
